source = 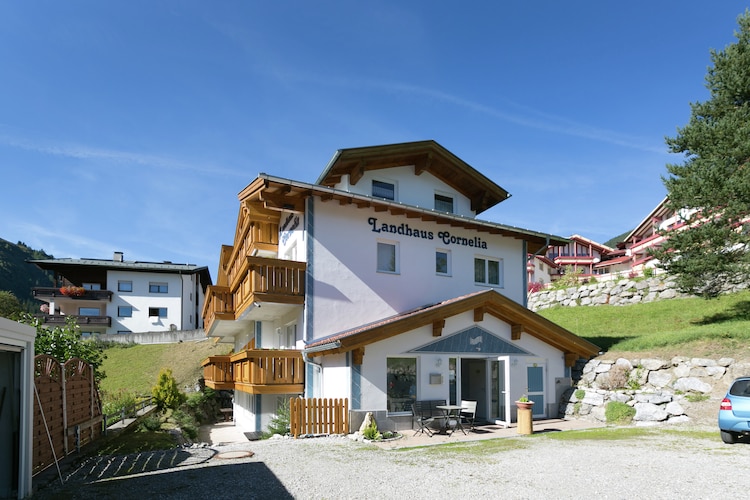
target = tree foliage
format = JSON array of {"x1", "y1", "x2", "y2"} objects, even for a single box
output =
[
  {"x1": 0, "y1": 290, "x2": 23, "y2": 319},
  {"x1": 17, "y1": 313, "x2": 107, "y2": 381},
  {"x1": 656, "y1": 10, "x2": 750, "y2": 298},
  {"x1": 152, "y1": 368, "x2": 185, "y2": 410}
]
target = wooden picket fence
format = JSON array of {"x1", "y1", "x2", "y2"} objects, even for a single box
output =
[{"x1": 289, "y1": 397, "x2": 349, "y2": 438}]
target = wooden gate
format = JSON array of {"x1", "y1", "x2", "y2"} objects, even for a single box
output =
[
  {"x1": 289, "y1": 397, "x2": 348, "y2": 438},
  {"x1": 33, "y1": 355, "x2": 102, "y2": 474}
]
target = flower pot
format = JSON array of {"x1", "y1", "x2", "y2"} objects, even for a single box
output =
[{"x1": 515, "y1": 401, "x2": 534, "y2": 410}]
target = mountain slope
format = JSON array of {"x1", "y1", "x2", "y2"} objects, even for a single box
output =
[{"x1": 0, "y1": 238, "x2": 55, "y2": 312}]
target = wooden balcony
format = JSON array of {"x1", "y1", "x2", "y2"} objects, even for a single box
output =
[
  {"x1": 202, "y1": 257, "x2": 306, "y2": 337},
  {"x1": 201, "y1": 349, "x2": 304, "y2": 395},
  {"x1": 37, "y1": 314, "x2": 111, "y2": 327}
]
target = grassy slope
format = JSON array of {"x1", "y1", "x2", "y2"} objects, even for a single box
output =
[
  {"x1": 100, "y1": 290, "x2": 750, "y2": 397},
  {"x1": 538, "y1": 289, "x2": 750, "y2": 360},
  {"x1": 98, "y1": 339, "x2": 232, "y2": 397}
]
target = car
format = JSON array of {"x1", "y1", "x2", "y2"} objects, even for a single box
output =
[{"x1": 718, "y1": 376, "x2": 750, "y2": 444}]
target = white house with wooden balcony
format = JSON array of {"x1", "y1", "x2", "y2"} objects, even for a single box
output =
[
  {"x1": 201, "y1": 140, "x2": 599, "y2": 435},
  {"x1": 29, "y1": 252, "x2": 210, "y2": 337}
]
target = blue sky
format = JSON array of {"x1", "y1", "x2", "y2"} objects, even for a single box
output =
[{"x1": 1, "y1": 1, "x2": 748, "y2": 274}]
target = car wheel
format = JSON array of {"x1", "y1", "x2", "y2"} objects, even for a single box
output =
[{"x1": 720, "y1": 430, "x2": 736, "y2": 444}]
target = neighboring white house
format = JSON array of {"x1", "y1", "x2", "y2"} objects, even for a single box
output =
[
  {"x1": 29, "y1": 252, "x2": 211, "y2": 336},
  {"x1": 0, "y1": 317, "x2": 35, "y2": 499},
  {"x1": 202, "y1": 140, "x2": 600, "y2": 434}
]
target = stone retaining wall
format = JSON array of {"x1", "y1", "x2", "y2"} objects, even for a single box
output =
[{"x1": 561, "y1": 356, "x2": 750, "y2": 424}]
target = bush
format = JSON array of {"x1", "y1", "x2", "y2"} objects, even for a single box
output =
[
  {"x1": 171, "y1": 409, "x2": 198, "y2": 439},
  {"x1": 527, "y1": 281, "x2": 544, "y2": 293},
  {"x1": 601, "y1": 364, "x2": 629, "y2": 390},
  {"x1": 152, "y1": 368, "x2": 185, "y2": 410},
  {"x1": 101, "y1": 389, "x2": 137, "y2": 417},
  {"x1": 139, "y1": 415, "x2": 162, "y2": 432},
  {"x1": 605, "y1": 401, "x2": 636, "y2": 425},
  {"x1": 362, "y1": 421, "x2": 381, "y2": 441},
  {"x1": 264, "y1": 399, "x2": 291, "y2": 437}
]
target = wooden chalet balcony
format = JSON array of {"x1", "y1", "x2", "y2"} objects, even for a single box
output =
[
  {"x1": 201, "y1": 349, "x2": 304, "y2": 395},
  {"x1": 37, "y1": 314, "x2": 111, "y2": 327},
  {"x1": 202, "y1": 257, "x2": 306, "y2": 336}
]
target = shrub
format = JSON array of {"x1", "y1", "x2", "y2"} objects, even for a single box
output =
[
  {"x1": 265, "y1": 399, "x2": 291, "y2": 437},
  {"x1": 605, "y1": 401, "x2": 636, "y2": 425},
  {"x1": 574, "y1": 389, "x2": 585, "y2": 400},
  {"x1": 139, "y1": 415, "x2": 162, "y2": 432},
  {"x1": 362, "y1": 421, "x2": 381, "y2": 441},
  {"x1": 528, "y1": 281, "x2": 544, "y2": 293},
  {"x1": 152, "y1": 368, "x2": 185, "y2": 410},
  {"x1": 171, "y1": 408, "x2": 198, "y2": 439},
  {"x1": 605, "y1": 364, "x2": 629, "y2": 390},
  {"x1": 101, "y1": 389, "x2": 137, "y2": 417}
]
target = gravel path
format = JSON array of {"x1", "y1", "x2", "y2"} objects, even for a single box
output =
[{"x1": 33, "y1": 425, "x2": 750, "y2": 499}]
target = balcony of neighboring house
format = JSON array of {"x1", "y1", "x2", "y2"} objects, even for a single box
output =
[
  {"x1": 201, "y1": 348, "x2": 304, "y2": 395},
  {"x1": 37, "y1": 314, "x2": 112, "y2": 327},
  {"x1": 202, "y1": 256, "x2": 306, "y2": 340},
  {"x1": 32, "y1": 287, "x2": 113, "y2": 301}
]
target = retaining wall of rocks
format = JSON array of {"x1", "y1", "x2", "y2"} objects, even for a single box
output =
[{"x1": 561, "y1": 356, "x2": 750, "y2": 424}]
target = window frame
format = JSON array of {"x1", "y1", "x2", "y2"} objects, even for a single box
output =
[
  {"x1": 117, "y1": 306, "x2": 133, "y2": 317},
  {"x1": 372, "y1": 179, "x2": 397, "y2": 201},
  {"x1": 474, "y1": 256, "x2": 504, "y2": 287},
  {"x1": 435, "y1": 248, "x2": 451, "y2": 276},
  {"x1": 148, "y1": 307, "x2": 168, "y2": 318},
  {"x1": 149, "y1": 282, "x2": 169, "y2": 294},
  {"x1": 118, "y1": 280, "x2": 133, "y2": 292},
  {"x1": 376, "y1": 240, "x2": 399, "y2": 274},
  {"x1": 434, "y1": 192, "x2": 454, "y2": 213}
]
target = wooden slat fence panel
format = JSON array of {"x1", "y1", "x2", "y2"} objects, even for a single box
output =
[
  {"x1": 289, "y1": 397, "x2": 348, "y2": 438},
  {"x1": 33, "y1": 355, "x2": 102, "y2": 475}
]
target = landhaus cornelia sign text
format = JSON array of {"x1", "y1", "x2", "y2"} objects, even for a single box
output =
[{"x1": 367, "y1": 217, "x2": 488, "y2": 249}]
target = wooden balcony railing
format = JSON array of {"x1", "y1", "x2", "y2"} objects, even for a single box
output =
[
  {"x1": 201, "y1": 349, "x2": 304, "y2": 395},
  {"x1": 202, "y1": 257, "x2": 306, "y2": 335}
]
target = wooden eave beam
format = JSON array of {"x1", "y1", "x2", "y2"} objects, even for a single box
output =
[
  {"x1": 352, "y1": 347, "x2": 365, "y2": 365},
  {"x1": 473, "y1": 306, "x2": 485, "y2": 322},
  {"x1": 432, "y1": 319, "x2": 445, "y2": 337},
  {"x1": 350, "y1": 161, "x2": 365, "y2": 186},
  {"x1": 511, "y1": 323, "x2": 523, "y2": 340},
  {"x1": 564, "y1": 352, "x2": 579, "y2": 367},
  {"x1": 413, "y1": 153, "x2": 431, "y2": 176},
  {"x1": 261, "y1": 191, "x2": 305, "y2": 212}
]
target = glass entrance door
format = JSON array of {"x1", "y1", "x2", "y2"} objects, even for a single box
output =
[
  {"x1": 489, "y1": 358, "x2": 509, "y2": 426},
  {"x1": 527, "y1": 364, "x2": 546, "y2": 417}
]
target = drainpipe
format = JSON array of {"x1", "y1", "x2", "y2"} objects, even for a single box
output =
[{"x1": 301, "y1": 341, "x2": 341, "y2": 397}]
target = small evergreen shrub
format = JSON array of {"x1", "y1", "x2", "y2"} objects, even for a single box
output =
[
  {"x1": 152, "y1": 368, "x2": 185, "y2": 410},
  {"x1": 140, "y1": 415, "x2": 162, "y2": 432},
  {"x1": 605, "y1": 401, "x2": 636, "y2": 425},
  {"x1": 264, "y1": 399, "x2": 291, "y2": 437}
]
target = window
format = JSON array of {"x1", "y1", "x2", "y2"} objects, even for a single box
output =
[
  {"x1": 436, "y1": 249, "x2": 451, "y2": 275},
  {"x1": 118, "y1": 281, "x2": 133, "y2": 292},
  {"x1": 377, "y1": 241, "x2": 398, "y2": 273},
  {"x1": 148, "y1": 307, "x2": 168, "y2": 318},
  {"x1": 474, "y1": 257, "x2": 503, "y2": 286},
  {"x1": 117, "y1": 330, "x2": 132, "y2": 335},
  {"x1": 82, "y1": 283, "x2": 101, "y2": 290},
  {"x1": 434, "y1": 193, "x2": 454, "y2": 213},
  {"x1": 372, "y1": 180, "x2": 395, "y2": 200},
  {"x1": 149, "y1": 282, "x2": 168, "y2": 293},
  {"x1": 387, "y1": 357, "x2": 417, "y2": 413},
  {"x1": 78, "y1": 307, "x2": 100, "y2": 316},
  {"x1": 118, "y1": 306, "x2": 133, "y2": 317}
]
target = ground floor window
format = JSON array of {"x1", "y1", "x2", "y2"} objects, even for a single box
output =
[{"x1": 386, "y1": 357, "x2": 416, "y2": 412}]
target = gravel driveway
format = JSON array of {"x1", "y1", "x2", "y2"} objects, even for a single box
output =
[{"x1": 32, "y1": 423, "x2": 750, "y2": 499}]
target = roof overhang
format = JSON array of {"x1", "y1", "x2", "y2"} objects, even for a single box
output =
[
  {"x1": 303, "y1": 289, "x2": 600, "y2": 365},
  {"x1": 315, "y1": 140, "x2": 511, "y2": 214}
]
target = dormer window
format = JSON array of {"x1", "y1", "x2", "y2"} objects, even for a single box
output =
[
  {"x1": 434, "y1": 193, "x2": 454, "y2": 213},
  {"x1": 372, "y1": 180, "x2": 395, "y2": 200}
]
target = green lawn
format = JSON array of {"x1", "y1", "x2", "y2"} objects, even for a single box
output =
[{"x1": 538, "y1": 289, "x2": 750, "y2": 358}]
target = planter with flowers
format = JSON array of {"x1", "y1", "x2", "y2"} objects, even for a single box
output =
[
  {"x1": 60, "y1": 286, "x2": 86, "y2": 297},
  {"x1": 515, "y1": 395, "x2": 534, "y2": 410}
]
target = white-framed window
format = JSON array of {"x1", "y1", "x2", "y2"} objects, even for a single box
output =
[
  {"x1": 434, "y1": 193, "x2": 454, "y2": 213},
  {"x1": 148, "y1": 307, "x2": 168, "y2": 318},
  {"x1": 117, "y1": 306, "x2": 133, "y2": 317},
  {"x1": 474, "y1": 256, "x2": 503, "y2": 287},
  {"x1": 377, "y1": 241, "x2": 399, "y2": 274},
  {"x1": 372, "y1": 179, "x2": 396, "y2": 201},
  {"x1": 280, "y1": 323, "x2": 297, "y2": 349},
  {"x1": 78, "y1": 307, "x2": 100, "y2": 316},
  {"x1": 118, "y1": 281, "x2": 133, "y2": 292},
  {"x1": 436, "y1": 249, "x2": 451, "y2": 276},
  {"x1": 82, "y1": 283, "x2": 101, "y2": 290},
  {"x1": 117, "y1": 330, "x2": 132, "y2": 335},
  {"x1": 149, "y1": 282, "x2": 168, "y2": 293}
]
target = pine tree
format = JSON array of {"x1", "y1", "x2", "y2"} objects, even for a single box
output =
[{"x1": 656, "y1": 10, "x2": 750, "y2": 298}]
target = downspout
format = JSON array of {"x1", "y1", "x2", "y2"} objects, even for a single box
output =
[{"x1": 526, "y1": 236, "x2": 550, "y2": 308}]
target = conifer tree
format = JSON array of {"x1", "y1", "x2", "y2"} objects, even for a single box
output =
[{"x1": 656, "y1": 10, "x2": 750, "y2": 298}]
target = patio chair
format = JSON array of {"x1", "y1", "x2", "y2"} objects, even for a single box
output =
[
  {"x1": 459, "y1": 400, "x2": 477, "y2": 431},
  {"x1": 411, "y1": 402, "x2": 435, "y2": 436}
]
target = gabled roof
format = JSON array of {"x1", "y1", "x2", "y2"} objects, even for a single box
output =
[
  {"x1": 315, "y1": 140, "x2": 511, "y2": 214},
  {"x1": 567, "y1": 234, "x2": 615, "y2": 254},
  {"x1": 623, "y1": 197, "x2": 671, "y2": 242},
  {"x1": 304, "y1": 289, "x2": 600, "y2": 364},
  {"x1": 28, "y1": 257, "x2": 212, "y2": 290}
]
